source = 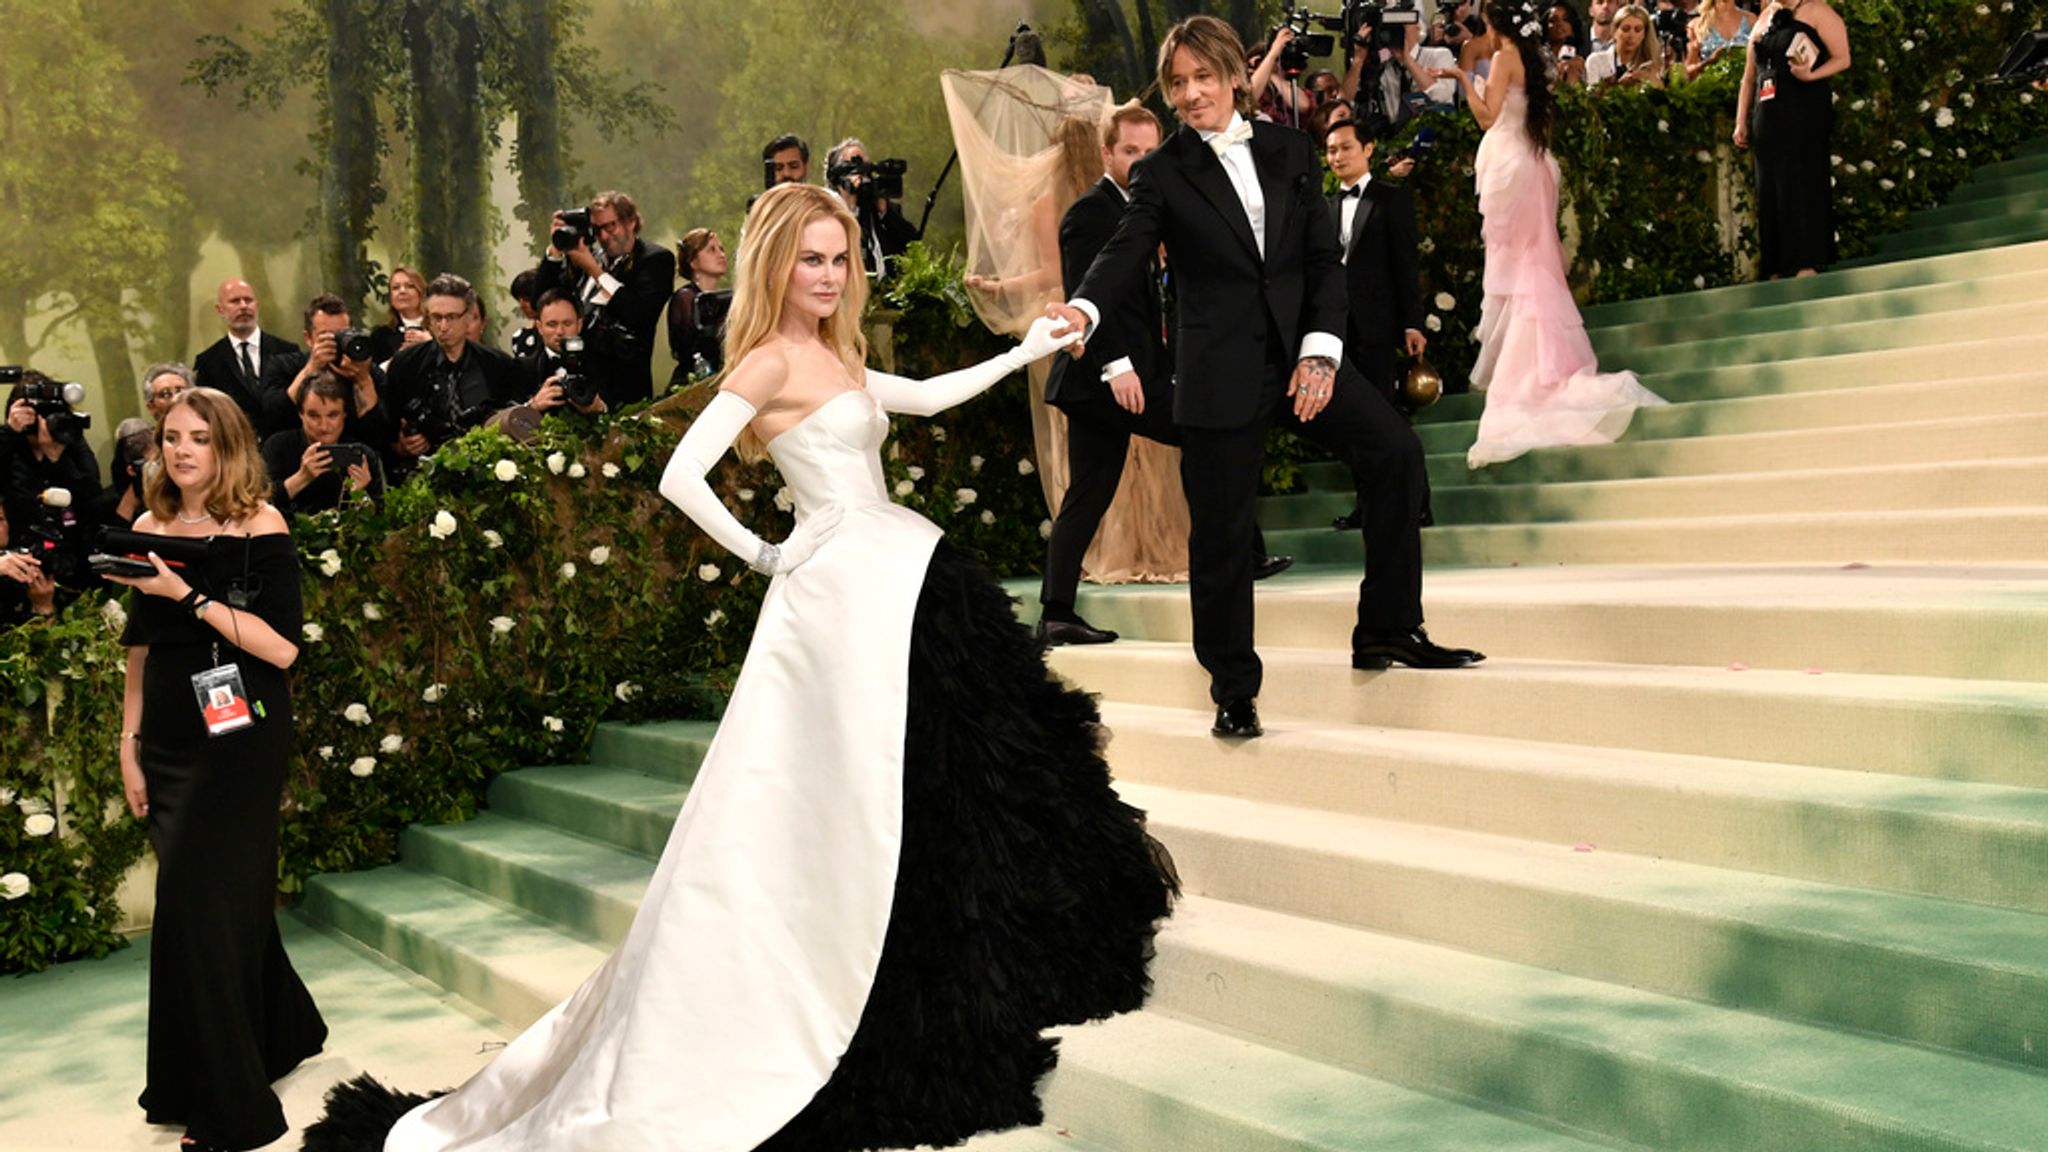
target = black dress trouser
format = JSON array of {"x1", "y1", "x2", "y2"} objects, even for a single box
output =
[
  {"x1": 1178, "y1": 359, "x2": 1427, "y2": 704},
  {"x1": 1039, "y1": 398, "x2": 1181, "y2": 610}
]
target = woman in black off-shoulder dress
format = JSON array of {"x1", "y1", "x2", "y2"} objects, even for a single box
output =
[{"x1": 112, "y1": 387, "x2": 326, "y2": 1152}]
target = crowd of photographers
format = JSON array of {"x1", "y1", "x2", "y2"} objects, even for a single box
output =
[{"x1": 2, "y1": 145, "x2": 929, "y2": 627}]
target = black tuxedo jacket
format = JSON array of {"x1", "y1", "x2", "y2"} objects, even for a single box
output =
[
  {"x1": 535, "y1": 236, "x2": 677, "y2": 407},
  {"x1": 193, "y1": 331, "x2": 298, "y2": 427},
  {"x1": 383, "y1": 339, "x2": 537, "y2": 444},
  {"x1": 1072, "y1": 122, "x2": 1347, "y2": 431},
  {"x1": 1047, "y1": 177, "x2": 1166, "y2": 414},
  {"x1": 1334, "y1": 179, "x2": 1425, "y2": 353}
]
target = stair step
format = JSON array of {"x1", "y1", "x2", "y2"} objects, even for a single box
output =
[
  {"x1": 488, "y1": 763, "x2": 686, "y2": 857},
  {"x1": 300, "y1": 865, "x2": 602, "y2": 1030},
  {"x1": 1877, "y1": 206, "x2": 2048, "y2": 250},
  {"x1": 1593, "y1": 298, "x2": 2048, "y2": 377},
  {"x1": 1096, "y1": 701, "x2": 2048, "y2": 915},
  {"x1": 1042, "y1": 564, "x2": 2048, "y2": 682},
  {"x1": 1845, "y1": 224, "x2": 2048, "y2": 268},
  {"x1": 1043, "y1": 1012, "x2": 1628, "y2": 1152},
  {"x1": 399, "y1": 814, "x2": 653, "y2": 945},
  {"x1": 1904, "y1": 187, "x2": 2048, "y2": 230},
  {"x1": 585, "y1": 719, "x2": 718, "y2": 782},
  {"x1": 1049, "y1": 642, "x2": 2048, "y2": 786},
  {"x1": 1151, "y1": 897, "x2": 2048, "y2": 1152},
  {"x1": 1127, "y1": 783, "x2": 2048, "y2": 1068}
]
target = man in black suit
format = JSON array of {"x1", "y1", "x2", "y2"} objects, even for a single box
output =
[
  {"x1": 192, "y1": 279, "x2": 297, "y2": 428},
  {"x1": 1036, "y1": 102, "x2": 1180, "y2": 647},
  {"x1": 536, "y1": 190, "x2": 676, "y2": 409},
  {"x1": 1054, "y1": 15, "x2": 1480, "y2": 739},
  {"x1": 523, "y1": 290, "x2": 609, "y2": 418},
  {"x1": 383, "y1": 274, "x2": 537, "y2": 472},
  {"x1": 1326, "y1": 119, "x2": 1428, "y2": 404}
]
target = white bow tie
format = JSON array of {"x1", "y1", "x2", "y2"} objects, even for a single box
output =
[{"x1": 1206, "y1": 120, "x2": 1254, "y2": 156}]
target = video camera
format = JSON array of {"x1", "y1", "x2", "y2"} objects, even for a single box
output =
[
  {"x1": 1285, "y1": 0, "x2": 1423, "y2": 76},
  {"x1": 828, "y1": 155, "x2": 909, "y2": 210},
  {"x1": 1, "y1": 366, "x2": 91, "y2": 444},
  {"x1": 8, "y1": 488, "x2": 83, "y2": 585},
  {"x1": 552, "y1": 207, "x2": 594, "y2": 252},
  {"x1": 1652, "y1": 6, "x2": 1690, "y2": 62}
]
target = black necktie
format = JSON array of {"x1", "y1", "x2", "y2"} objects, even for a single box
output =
[{"x1": 239, "y1": 340, "x2": 256, "y2": 383}]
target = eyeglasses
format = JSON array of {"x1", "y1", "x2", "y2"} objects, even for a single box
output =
[{"x1": 150, "y1": 387, "x2": 187, "y2": 402}]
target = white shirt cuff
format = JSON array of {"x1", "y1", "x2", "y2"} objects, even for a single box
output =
[
  {"x1": 1099, "y1": 356, "x2": 1135, "y2": 383},
  {"x1": 1299, "y1": 332, "x2": 1344, "y2": 367},
  {"x1": 1069, "y1": 298, "x2": 1102, "y2": 338},
  {"x1": 591, "y1": 272, "x2": 623, "y2": 306}
]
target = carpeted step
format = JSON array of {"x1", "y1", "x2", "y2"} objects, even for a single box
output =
[
  {"x1": 1126, "y1": 783, "x2": 2048, "y2": 1069},
  {"x1": 398, "y1": 814, "x2": 653, "y2": 945},
  {"x1": 1033, "y1": 564, "x2": 2048, "y2": 683},
  {"x1": 1905, "y1": 186, "x2": 2048, "y2": 229},
  {"x1": 1150, "y1": 897, "x2": 2048, "y2": 1152},
  {"x1": 1095, "y1": 701, "x2": 2048, "y2": 916},
  {"x1": 1040, "y1": 1012, "x2": 1634, "y2": 1152},
  {"x1": 585, "y1": 719, "x2": 718, "y2": 782},
  {"x1": 488, "y1": 763, "x2": 688, "y2": 858},
  {"x1": 300, "y1": 865, "x2": 603, "y2": 1030},
  {"x1": 1048, "y1": 642, "x2": 2048, "y2": 787},
  {"x1": 1588, "y1": 297, "x2": 2048, "y2": 377}
]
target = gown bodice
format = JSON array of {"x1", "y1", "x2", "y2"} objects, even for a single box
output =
[{"x1": 765, "y1": 389, "x2": 894, "y2": 519}]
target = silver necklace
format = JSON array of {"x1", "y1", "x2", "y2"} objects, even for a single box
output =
[{"x1": 175, "y1": 509, "x2": 216, "y2": 525}]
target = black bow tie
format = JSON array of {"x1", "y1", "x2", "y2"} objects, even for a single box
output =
[{"x1": 1339, "y1": 185, "x2": 1364, "y2": 199}]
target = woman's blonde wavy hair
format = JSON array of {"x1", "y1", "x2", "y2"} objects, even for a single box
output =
[
  {"x1": 143, "y1": 387, "x2": 272, "y2": 526},
  {"x1": 718, "y1": 183, "x2": 870, "y2": 462}
]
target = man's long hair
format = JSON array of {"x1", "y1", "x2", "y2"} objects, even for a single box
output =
[
  {"x1": 1157, "y1": 15, "x2": 1257, "y2": 120},
  {"x1": 1485, "y1": 0, "x2": 1559, "y2": 152},
  {"x1": 717, "y1": 184, "x2": 870, "y2": 463}
]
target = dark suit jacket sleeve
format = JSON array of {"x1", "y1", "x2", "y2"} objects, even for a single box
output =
[
  {"x1": 482, "y1": 345, "x2": 540, "y2": 408},
  {"x1": 1295, "y1": 138, "x2": 1350, "y2": 348},
  {"x1": 1059, "y1": 192, "x2": 1137, "y2": 375},
  {"x1": 1071, "y1": 155, "x2": 1167, "y2": 327},
  {"x1": 1389, "y1": 185, "x2": 1424, "y2": 333},
  {"x1": 604, "y1": 243, "x2": 677, "y2": 347},
  {"x1": 534, "y1": 257, "x2": 571, "y2": 298}
]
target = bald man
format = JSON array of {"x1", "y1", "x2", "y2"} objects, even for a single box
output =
[{"x1": 193, "y1": 278, "x2": 298, "y2": 427}]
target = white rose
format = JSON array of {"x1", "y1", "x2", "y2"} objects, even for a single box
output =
[
  {"x1": 362, "y1": 602, "x2": 384, "y2": 621},
  {"x1": 2026, "y1": 92, "x2": 2037, "y2": 106},
  {"x1": 380, "y1": 734, "x2": 403, "y2": 754},
  {"x1": 614, "y1": 681, "x2": 638, "y2": 702},
  {"x1": 737, "y1": 488, "x2": 755, "y2": 502},
  {"x1": 1860, "y1": 159, "x2": 1876, "y2": 172},
  {"x1": 494, "y1": 459, "x2": 519, "y2": 482},
  {"x1": 0, "y1": 788, "x2": 13, "y2": 806},
  {"x1": 1694, "y1": 275, "x2": 1707, "y2": 289},
  {"x1": 1039, "y1": 519, "x2": 1053, "y2": 539},
  {"x1": 1656, "y1": 119, "x2": 1669, "y2": 133},
  {"x1": 1934, "y1": 107, "x2": 1955, "y2": 129},
  {"x1": 1901, "y1": 38, "x2": 1914, "y2": 50},
  {"x1": 1695, "y1": 150, "x2": 1712, "y2": 163},
  {"x1": 1916, "y1": 147, "x2": 1932, "y2": 158},
  {"x1": 705, "y1": 608, "x2": 725, "y2": 627},
  {"x1": 559, "y1": 562, "x2": 578, "y2": 580},
  {"x1": 931, "y1": 426, "x2": 947, "y2": 442},
  {"x1": 422, "y1": 683, "x2": 447, "y2": 703},
  {"x1": 546, "y1": 451, "x2": 567, "y2": 475},
  {"x1": 589, "y1": 545, "x2": 611, "y2": 566},
  {"x1": 773, "y1": 486, "x2": 793, "y2": 511},
  {"x1": 429, "y1": 509, "x2": 457, "y2": 540},
  {"x1": 0, "y1": 873, "x2": 28, "y2": 901},
  {"x1": 1957, "y1": 148, "x2": 1968, "y2": 158},
  {"x1": 318, "y1": 549, "x2": 342, "y2": 577},
  {"x1": 567, "y1": 462, "x2": 587, "y2": 479},
  {"x1": 895, "y1": 479, "x2": 915, "y2": 496},
  {"x1": 1017, "y1": 459, "x2": 1035, "y2": 476},
  {"x1": 1850, "y1": 100, "x2": 1866, "y2": 111},
  {"x1": 344, "y1": 702, "x2": 371, "y2": 725},
  {"x1": 602, "y1": 462, "x2": 621, "y2": 479},
  {"x1": 979, "y1": 510, "x2": 996, "y2": 525},
  {"x1": 17, "y1": 797, "x2": 48, "y2": 816},
  {"x1": 1418, "y1": 236, "x2": 1434, "y2": 254},
  {"x1": 318, "y1": 745, "x2": 334, "y2": 760},
  {"x1": 24, "y1": 813, "x2": 56, "y2": 837},
  {"x1": 1879, "y1": 178, "x2": 1895, "y2": 190},
  {"x1": 303, "y1": 622, "x2": 324, "y2": 643},
  {"x1": 1434, "y1": 292, "x2": 1456, "y2": 311},
  {"x1": 1424, "y1": 314, "x2": 1443, "y2": 332},
  {"x1": 1832, "y1": 154, "x2": 1845, "y2": 166},
  {"x1": 483, "y1": 530, "x2": 503, "y2": 549},
  {"x1": 489, "y1": 615, "x2": 515, "y2": 637},
  {"x1": 100, "y1": 599, "x2": 128, "y2": 634},
  {"x1": 907, "y1": 466, "x2": 925, "y2": 481},
  {"x1": 1976, "y1": 3, "x2": 1990, "y2": 12},
  {"x1": 698, "y1": 563, "x2": 721, "y2": 582},
  {"x1": 969, "y1": 455, "x2": 984, "y2": 472},
  {"x1": 543, "y1": 715, "x2": 565, "y2": 733},
  {"x1": 349, "y1": 756, "x2": 376, "y2": 778},
  {"x1": 956, "y1": 488, "x2": 978, "y2": 506}
]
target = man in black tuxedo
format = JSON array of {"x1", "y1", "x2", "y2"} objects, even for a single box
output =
[
  {"x1": 192, "y1": 279, "x2": 297, "y2": 428},
  {"x1": 536, "y1": 190, "x2": 676, "y2": 409},
  {"x1": 1326, "y1": 119, "x2": 1427, "y2": 404},
  {"x1": 1055, "y1": 15, "x2": 1480, "y2": 739},
  {"x1": 383, "y1": 275, "x2": 537, "y2": 473}
]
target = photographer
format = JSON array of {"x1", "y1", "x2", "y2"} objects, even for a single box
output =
[
  {"x1": 1249, "y1": 26, "x2": 1318, "y2": 127},
  {"x1": 100, "y1": 416, "x2": 158, "y2": 530},
  {"x1": 2, "y1": 371, "x2": 103, "y2": 563},
  {"x1": 1350, "y1": 22, "x2": 1461, "y2": 127},
  {"x1": 525, "y1": 290, "x2": 609, "y2": 417},
  {"x1": 263, "y1": 294, "x2": 392, "y2": 443},
  {"x1": 383, "y1": 275, "x2": 537, "y2": 470},
  {"x1": 536, "y1": 190, "x2": 676, "y2": 408},
  {"x1": 667, "y1": 228, "x2": 730, "y2": 388},
  {"x1": 261, "y1": 371, "x2": 380, "y2": 516},
  {"x1": 825, "y1": 138, "x2": 920, "y2": 277},
  {"x1": 0, "y1": 501, "x2": 59, "y2": 626}
]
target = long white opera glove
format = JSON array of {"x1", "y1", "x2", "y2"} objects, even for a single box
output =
[
  {"x1": 864, "y1": 314, "x2": 1081, "y2": 417},
  {"x1": 659, "y1": 391, "x2": 844, "y2": 576}
]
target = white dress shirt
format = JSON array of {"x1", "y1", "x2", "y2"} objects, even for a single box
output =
[
  {"x1": 232, "y1": 332, "x2": 263, "y2": 381},
  {"x1": 1070, "y1": 114, "x2": 1342, "y2": 370},
  {"x1": 1337, "y1": 172, "x2": 1373, "y2": 257}
]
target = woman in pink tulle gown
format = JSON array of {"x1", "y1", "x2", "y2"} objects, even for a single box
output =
[{"x1": 1439, "y1": 0, "x2": 1665, "y2": 468}]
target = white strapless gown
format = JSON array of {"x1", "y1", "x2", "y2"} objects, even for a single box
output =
[
  {"x1": 1467, "y1": 87, "x2": 1666, "y2": 468},
  {"x1": 370, "y1": 389, "x2": 1171, "y2": 1152}
]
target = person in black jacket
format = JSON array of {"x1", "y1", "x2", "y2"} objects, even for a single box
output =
[
  {"x1": 261, "y1": 372, "x2": 381, "y2": 516},
  {"x1": 1325, "y1": 120, "x2": 1428, "y2": 403},
  {"x1": 1053, "y1": 16, "x2": 1481, "y2": 739},
  {"x1": 2, "y1": 373, "x2": 103, "y2": 572},
  {"x1": 536, "y1": 190, "x2": 676, "y2": 409},
  {"x1": 192, "y1": 279, "x2": 298, "y2": 428},
  {"x1": 382, "y1": 275, "x2": 537, "y2": 472}
]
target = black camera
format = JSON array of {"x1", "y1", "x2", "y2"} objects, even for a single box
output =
[
  {"x1": 334, "y1": 327, "x2": 374, "y2": 362},
  {"x1": 827, "y1": 156, "x2": 908, "y2": 207},
  {"x1": 12, "y1": 488, "x2": 83, "y2": 585},
  {"x1": 3, "y1": 367, "x2": 92, "y2": 444},
  {"x1": 395, "y1": 376, "x2": 483, "y2": 447},
  {"x1": 1652, "y1": 6, "x2": 1690, "y2": 58},
  {"x1": 552, "y1": 207, "x2": 594, "y2": 252},
  {"x1": 1281, "y1": 9, "x2": 1338, "y2": 76},
  {"x1": 556, "y1": 336, "x2": 602, "y2": 409}
]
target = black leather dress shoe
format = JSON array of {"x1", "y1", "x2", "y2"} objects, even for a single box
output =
[
  {"x1": 1252, "y1": 554, "x2": 1295, "y2": 581},
  {"x1": 1332, "y1": 507, "x2": 1362, "y2": 531},
  {"x1": 1352, "y1": 628, "x2": 1486, "y2": 670},
  {"x1": 1036, "y1": 616, "x2": 1119, "y2": 647},
  {"x1": 1212, "y1": 699, "x2": 1263, "y2": 738}
]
